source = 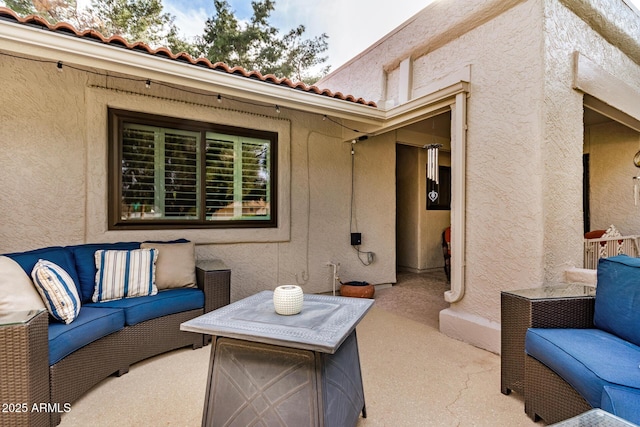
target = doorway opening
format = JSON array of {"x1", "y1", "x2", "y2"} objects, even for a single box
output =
[{"x1": 395, "y1": 111, "x2": 452, "y2": 276}]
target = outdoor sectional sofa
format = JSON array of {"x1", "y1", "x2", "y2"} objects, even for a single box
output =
[
  {"x1": 524, "y1": 255, "x2": 640, "y2": 425},
  {"x1": 0, "y1": 240, "x2": 228, "y2": 427}
]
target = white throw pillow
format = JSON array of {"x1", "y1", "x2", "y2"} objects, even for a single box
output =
[
  {"x1": 140, "y1": 242, "x2": 196, "y2": 289},
  {"x1": 0, "y1": 256, "x2": 45, "y2": 314},
  {"x1": 93, "y1": 248, "x2": 158, "y2": 302},
  {"x1": 31, "y1": 259, "x2": 81, "y2": 324}
]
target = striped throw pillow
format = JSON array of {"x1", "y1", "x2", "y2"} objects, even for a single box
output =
[
  {"x1": 93, "y1": 249, "x2": 158, "y2": 302},
  {"x1": 31, "y1": 259, "x2": 81, "y2": 324}
]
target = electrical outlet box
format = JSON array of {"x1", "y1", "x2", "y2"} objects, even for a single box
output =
[{"x1": 350, "y1": 233, "x2": 362, "y2": 246}]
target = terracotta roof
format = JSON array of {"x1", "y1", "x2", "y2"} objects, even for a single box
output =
[{"x1": 0, "y1": 7, "x2": 376, "y2": 107}]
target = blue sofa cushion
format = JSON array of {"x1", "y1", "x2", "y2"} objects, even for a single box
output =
[
  {"x1": 67, "y1": 242, "x2": 140, "y2": 303},
  {"x1": 595, "y1": 256, "x2": 640, "y2": 347},
  {"x1": 525, "y1": 328, "x2": 640, "y2": 407},
  {"x1": 85, "y1": 288, "x2": 204, "y2": 326},
  {"x1": 4, "y1": 246, "x2": 80, "y2": 295},
  {"x1": 601, "y1": 385, "x2": 640, "y2": 425},
  {"x1": 49, "y1": 306, "x2": 125, "y2": 365}
]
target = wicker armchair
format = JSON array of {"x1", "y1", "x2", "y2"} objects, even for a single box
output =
[{"x1": 523, "y1": 300, "x2": 596, "y2": 423}]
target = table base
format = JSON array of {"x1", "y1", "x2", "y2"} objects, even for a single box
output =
[{"x1": 202, "y1": 330, "x2": 366, "y2": 427}]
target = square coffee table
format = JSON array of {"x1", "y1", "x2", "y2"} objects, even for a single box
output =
[
  {"x1": 181, "y1": 291, "x2": 374, "y2": 427},
  {"x1": 550, "y1": 409, "x2": 639, "y2": 426}
]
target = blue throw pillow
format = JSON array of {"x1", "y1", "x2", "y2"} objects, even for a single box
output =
[{"x1": 595, "y1": 255, "x2": 640, "y2": 347}]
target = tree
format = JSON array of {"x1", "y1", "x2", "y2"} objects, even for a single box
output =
[
  {"x1": 3, "y1": 0, "x2": 329, "y2": 82},
  {"x1": 3, "y1": 0, "x2": 85, "y2": 25},
  {"x1": 87, "y1": 0, "x2": 192, "y2": 53},
  {"x1": 3, "y1": 0, "x2": 196, "y2": 54},
  {"x1": 197, "y1": 0, "x2": 329, "y2": 83}
]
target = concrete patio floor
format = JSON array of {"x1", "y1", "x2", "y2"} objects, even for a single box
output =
[{"x1": 58, "y1": 270, "x2": 540, "y2": 426}]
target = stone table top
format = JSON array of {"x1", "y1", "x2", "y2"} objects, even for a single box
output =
[{"x1": 180, "y1": 291, "x2": 374, "y2": 353}]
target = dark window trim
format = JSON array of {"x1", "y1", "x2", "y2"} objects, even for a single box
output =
[{"x1": 108, "y1": 108, "x2": 278, "y2": 230}]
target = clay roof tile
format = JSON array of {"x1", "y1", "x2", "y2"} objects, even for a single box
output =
[{"x1": 0, "y1": 7, "x2": 377, "y2": 107}]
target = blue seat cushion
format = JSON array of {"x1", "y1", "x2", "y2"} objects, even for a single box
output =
[
  {"x1": 67, "y1": 242, "x2": 140, "y2": 303},
  {"x1": 49, "y1": 306, "x2": 125, "y2": 365},
  {"x1": 601, "y1": 385, "x2": 640, "y2": 425},
  {"x1": 4, "y1": 246, "x2": 80, "y2": 294},
  {"x1": 525, "y1": 328, "x2": 640, "y2": 407},
  {"x1": 595, "y1": 256, "x2": 640, "y2": 347},
  {"x1": 84, "y1": 288, "x2": 204, "y2": 326}
]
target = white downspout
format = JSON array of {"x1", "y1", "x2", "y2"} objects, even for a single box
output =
[{"x1": 445, "y1": 91, "x2": 467, "y2": 303}]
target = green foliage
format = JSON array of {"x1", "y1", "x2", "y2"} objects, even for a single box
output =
[
  {"x1": 88, "y1": 0, "x2": 176, "y2": 47},
  {"x1": 4, "y1": 0, "x2": 83, "y2": 24},
  {"x1": 3, "y1": 0, "x2": 330, "y2": 82},
  {"x1": 196, "y1": 0, "x2": 330, "y2": 83}
]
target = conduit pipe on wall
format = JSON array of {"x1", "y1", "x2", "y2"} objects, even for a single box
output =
[{"x1": 444, "y1": 92, "x2": 467, "y2": 303}]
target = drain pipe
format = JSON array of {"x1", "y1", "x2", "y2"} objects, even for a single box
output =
[
  {"x1": 326, "y1": 262, "x2": 340, "y2": 296},
  {"x1": 444, "y1": 91, "x2": 467, "y2": 303}
]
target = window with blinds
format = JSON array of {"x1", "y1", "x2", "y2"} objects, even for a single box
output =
[{"x1": 109, "y1": 109, "x2": 276, "y2": 229}]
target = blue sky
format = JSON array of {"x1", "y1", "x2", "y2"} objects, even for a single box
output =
[
  {"x1": 162, "y1": 0, "x2": 640, "y2": 73},
  {"x1": 8, "y1": 0, "x2": 640, "y2": 72},
  {"x1": 162, "y1": 0, "x2": 434, "y2": 72}
]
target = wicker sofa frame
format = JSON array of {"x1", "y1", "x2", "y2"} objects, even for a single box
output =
[
  {"x1": 0, "y1": 266, "x2": 229, "y2": 427},
  {"x1": 523, "y1": 298, "x2": 597, "y2": 424}
]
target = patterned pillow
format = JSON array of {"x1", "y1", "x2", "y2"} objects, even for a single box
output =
[
  {"x1": 31, "y1": 259, "x2": 81, "y2": 324},
  {"x1": 93, "y1": 249, "x2": 158, "y2": 302}
]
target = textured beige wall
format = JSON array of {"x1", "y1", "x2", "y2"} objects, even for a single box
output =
[
  {"x1": 540, "y1": 0, "x2": 640, "y2": 285},
  {"x1": 0, "y1": 55, "x2": 87, "y2": 249},
  {"x1": 320, "y1": 0, "x2": 640, "y2": 347},
  {"x1": 588, "y1": 122, "x2": 640, "y2": 234},
  {"x1": 0, "y1": 54, "x2": 396, "y2": 301},
  {"x1": 396, "y1": 144, "x2": 421, "y2": 270}
]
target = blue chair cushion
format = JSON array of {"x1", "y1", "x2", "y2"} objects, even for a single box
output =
[
  {"x1": 601, "y1": 385, "x2": 640, "y2": 425},
  {"x1": 595, "y1": 256, "x2": 640, "y2": 347},
  {"x1": 4, "y1": 246, "x2": 80, "y2": 295},
  {"x1": 84, "y1": 288, "x2": 204, "y2": 326},
  {"x1": 48, "y1": 306, "x2": 125, "y2": 365},
  {"x1": 525, "y1": 328, "x2": 640, "y2": 407},
  {"x1": 67, "y1": 242, "x2": 140, "y2": 303}
]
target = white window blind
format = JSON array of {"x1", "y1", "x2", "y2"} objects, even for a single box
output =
[
  {"x1": 205, "y1": 133, "x2": 270, "y2": 220},
  {"x1": 121, "y1": 124, "x2": 200, "y2": 220},
  {"x1": 116, "y1": 116, "x2": 272, "y2": 227}
]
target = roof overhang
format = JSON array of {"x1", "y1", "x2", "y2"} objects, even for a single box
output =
[
  {"x1": 0, "y1": 18, "x2": 386, "y2": 126},
  {"x1": 0, "y1": 17, "x2": 472, "y2": 135}
]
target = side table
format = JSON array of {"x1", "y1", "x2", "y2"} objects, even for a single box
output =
[
  {"x1": 0, "y1": 309, "x2": 49, "y2": 427},
  {"x1": 500, "y1": 284, "x2": 596, "y2": 396},
  {"x1": 197, "y1": 260, "x2": 231, "y2": 313},
  {"x1": 197, "y1": 260, "x2": 231, "y2": 346}
]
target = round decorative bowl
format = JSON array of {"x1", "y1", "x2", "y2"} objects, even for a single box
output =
[
  {"x1": 273, "y1": 285, "x2": 304, "y2": 315},
  {"x1": 340, "y1": 281, "x2": 375, "y2": 298}
]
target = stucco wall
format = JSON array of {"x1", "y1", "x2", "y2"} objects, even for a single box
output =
[
  {"x1": 321, "y1": 0, "x2": 640, "y2": 349},
  {"x1": 541, "y1": 0, "x2": 640, "y2": 280},
  {"x1": 0, "y1": 53, "x2": 396, "y2": 301},
  {"x1": 588, "y1": 122, "x2": 640, "y2": 234},
  {"x1": 396, "y1": 144, "x2": 421, "y2": 270}
]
